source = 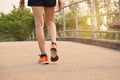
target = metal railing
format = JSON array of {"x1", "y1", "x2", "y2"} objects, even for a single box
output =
[
  {"x1": 55, "y1": 0, "x2": 120, "y2": 40},
  {"x1": 57, "y1": 30, "x2": 120, "y2": 40}
]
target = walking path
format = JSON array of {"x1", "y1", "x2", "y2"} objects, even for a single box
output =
[{"x1": 0, "y1": 41, "x2": 120, "y2": 80}]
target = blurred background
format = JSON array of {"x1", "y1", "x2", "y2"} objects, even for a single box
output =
[{"x1": 0, "y1": 0, "x2": 120, "y2": 42}]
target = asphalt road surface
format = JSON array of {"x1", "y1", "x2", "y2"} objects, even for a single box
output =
[{"x1": 0, "y1": 41, "x2": 120, "y2": 80}]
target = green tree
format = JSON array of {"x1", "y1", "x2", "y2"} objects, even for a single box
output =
[{"x1": 0, "y1": 6, "x2": 34, "y2": 41}]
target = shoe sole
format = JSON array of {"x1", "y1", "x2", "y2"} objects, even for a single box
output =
[
  {"x1": 50, "y1": 48, "x2": 59, "y2": 62},
  {"x1": 38, "y1": 61, "x2": 49, "y2": 65}
]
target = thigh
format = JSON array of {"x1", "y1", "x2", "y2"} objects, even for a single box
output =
[
  {"x1": 32, "y1": 7, "x2": 44, "y2": 25},
  {"x1": 44, "y1": 7, "x2": 55, "y2": 22}
]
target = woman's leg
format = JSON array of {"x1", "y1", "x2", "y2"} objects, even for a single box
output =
[
  {"x1": 44, "y1": 7, "x2": 59, "y2": 62},
  {"x1": 32, "y1": 7, "x2": 46, "y2": 54},
  {"x1": 44, "y1": 7, "x2": 56, "y2": 42}
]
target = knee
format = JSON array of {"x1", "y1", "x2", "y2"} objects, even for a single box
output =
[
  {"x1": 35, "y1": 21, "x2": 44, "y2": 28},
  {"x1": 46, "y1": 20, "x2": 54, "y2": 26}
]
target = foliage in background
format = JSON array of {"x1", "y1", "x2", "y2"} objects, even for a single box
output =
[
  {"x1": 0, "y1": 0, "x2": 119, "y2": 41},
  {"x1": 0, "y1": 6, "x2": 34, "y2": 41}
]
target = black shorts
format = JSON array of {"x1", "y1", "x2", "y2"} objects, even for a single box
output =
[{"x1": 28, "y1": 0, "x2": 56, "y2": 7}]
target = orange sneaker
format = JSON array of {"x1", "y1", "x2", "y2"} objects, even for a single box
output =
[
  {"x1": 38, "y1": 54, "x2": 49, "y2": 64},
  {"x1": 50, "y1": 42, "x2": 59, "y2": 62}
]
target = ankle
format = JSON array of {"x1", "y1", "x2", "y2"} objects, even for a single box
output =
[
  {"x1": 51, "y1": 42, "x2": 57, "y2": 45},
  {"x1": 38, "y1": 53, "x2": 47, "y2": 57}
]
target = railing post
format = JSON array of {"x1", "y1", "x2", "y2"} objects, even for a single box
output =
[
  {"x1": 32, "y1": 31, "x2": 35, "y2": 41},
  {"x1": 29, "y1": 35, "x2": 32, "y2": 41},
  {"x1": 26, "y1": 30, "x2": 35, "y2": 41},
  {"x1": 91, "y1": 0, "x2": 97, "y2": 39},
  {"x1": 62, "y1": 8, "x2": 66, "y2": 37},
  {"x1": 115, "y1": 33, "x2": 119, "y2": 40},
  {"x1": 75, "y1": 4, "x2": 79, "y2": 37}
]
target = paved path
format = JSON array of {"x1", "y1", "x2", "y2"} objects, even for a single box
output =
[{"x1": 0, "y1": 41, "x2": 120, "y2": 80}]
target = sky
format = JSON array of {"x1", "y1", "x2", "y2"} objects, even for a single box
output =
[{"x1": 0, "y1": 0, "x2": 29, "y2": 13}]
